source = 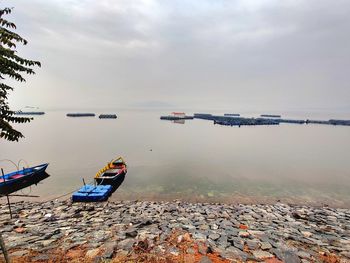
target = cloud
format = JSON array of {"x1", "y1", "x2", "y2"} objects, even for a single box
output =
[{"x1": 2, "y1": 0, "x2": 350, "y2": 111}]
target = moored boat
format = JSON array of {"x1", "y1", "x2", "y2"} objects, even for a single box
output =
[
  {"x1": 95, "y1": 157, "x2": 127, "y2": 191},
  {"x1": 0, "y1": 163, "x2": 49, "y2": 196}
]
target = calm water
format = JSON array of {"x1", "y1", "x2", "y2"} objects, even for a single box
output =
[{"x1": 1, "y1": 110, "x2": 350, "y2": 206}]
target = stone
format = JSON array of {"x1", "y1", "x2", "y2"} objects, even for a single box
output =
[
  {"x1": 86, "y1": 248, "x2": 100, "y2": 259},
  {"x1": 301, "y1": 231, "x2": 312, "y2": 238},
  {"x1": 283, "y1": 251, "x2": 301, "y2": 263},
  {"x1": 14, "y1": 227, "x2": 26, "y2": 233},
  {"x1": 169, "y1": 246, "x2": 179, "y2": 256},
  {"x1": 297, "y1": 251, "x2": 311, "y2": 260},
  {"x1": 261, "y1": 241, "x2": 272, "y2": 250},
  {"x1": 187, "y1": 247, "x2": 195, "y2": 254},
  {"x1": 211, "y1": 224, "x2": 219, "y2": 230},
  {"x1": 239, "y1": 231, "x2": 250, "y2": 238},
  {"x1": 125, "y1": 228, "x2": 137, "y2": 238},
  {"x1": 246, "y1": 240, "x2": 259, "y2": 250},
  {"x1": 102, "y1": 242, "x2": 117, "y2": 259},
  {"x1": 10, "y1": 250, "x2": 28, "y2": 257},
  {"x1": 199, "y1": 256, "x2": 213, "y2": 263},
  {"x1": 199, "y1": 224, "x2": 209, "y2": 230},
  {"x1": 40, "y1": 239, "x2": 56, "y2": 247},
  {"x1": 209, "y1": 233, "x2": 220, "y2": 241},
  {"x1": 222, "y1": 246, "x2": 248, "y2": 261},
  {"x1": 193, "y1": 232, "x2": 207, "y2": 241},
  {"x1": 252, "y1": 250, "x2": 274, "y2": 260},
  {"x1": 32, "y1": 254, "x2": 50, "y2": 261},
  {"x1": 117, "y1": 239, "x2": 135, "y2": 251}
]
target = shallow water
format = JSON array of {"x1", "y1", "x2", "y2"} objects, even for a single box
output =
[{"x1": 1, "y1": 110, "x2": 350, "y2": 206}]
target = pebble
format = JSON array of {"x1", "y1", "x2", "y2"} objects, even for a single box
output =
[
  {"x1": 238, "y1": 231, "x2": 250, "y2": 238},
  {"x1": 86, "y1": 248, "x2": 100, "y2": 258},
  {"x1": 199, "y1": 256, "x2": 213, "y2": 263},
  {"x1": 261, "y1": 241, "x2": 272, "y2": 250},
  {"x1": 10, "y1": 250, "x2": 28, "y2": 257},
  {"x1": 252, "y1": 250, "x2": 274, "y2": 259},
  {"x1": 208, "y1": 233, "x2": 220, "y2": 241}
]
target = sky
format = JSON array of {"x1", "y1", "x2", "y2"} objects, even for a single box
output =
[{"x1": 2, "y1": 0, "x2": 350, "y2": 112}]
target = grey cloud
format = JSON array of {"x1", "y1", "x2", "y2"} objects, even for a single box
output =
[{"x1": 2, "y1": 0, "x2": 350, "y2": 111}]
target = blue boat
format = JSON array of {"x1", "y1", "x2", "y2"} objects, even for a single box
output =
[
  {"x1": 72, "y1": 184, "x2": 113, "y2": 202},
  {"x1": 0, "y1": 164, "x2": 49, "y2": 196}
]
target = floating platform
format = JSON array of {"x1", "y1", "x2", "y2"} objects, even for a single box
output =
[
  {"x1": 194, "y1": 113, "x2": 350, "y2": 127},
  {"x1": 160, "y1": 116, "x2": 194, "y2": 120},
  {"x1": 214, "y1": 117, "x2": 280, "y2": 126},
  {"x1": 15, "y1": 111, "x2": 45, "y2": 115},
  {"x1": 306, "y1": 119, "x2": 350, "y2": 126},
  {"x1": 66, "y1": 113, "x2": 95, "y2": 117},
  {"x1": 261, "y1": 114, "x2": 281, "y2": 118},
  {"x1": 99, "y1": 114, "x2": 117, "y2": 119},
  {"x1": 193, "y1": 113, "x2": 214, "y2": 120},
  {"x1": 72, "y1": 185, "x2": 112, "y2": 202},
  {"x1": 329, "y1": 119, "x2": 350, "y2": 126},
  {"x1": 224, "y1": 113, "x2": 240, "y2": 117}
]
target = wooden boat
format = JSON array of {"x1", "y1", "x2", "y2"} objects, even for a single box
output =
[
  {"x1": 95, "y1": 157, "x2": 127, "y2": 191},
  {"x1": 0, "y1": 163, "x2": 49, "y2": 196}
]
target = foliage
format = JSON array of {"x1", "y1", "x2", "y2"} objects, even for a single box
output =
[{"x1": 0, "y1": 7, "x2": 41, "y2": 141}]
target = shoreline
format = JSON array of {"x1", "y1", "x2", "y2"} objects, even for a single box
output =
[
  {"x1": 1, "y1": 200, "x2": 349, "y2": 262},
  {"x1": 2, "y1": 192, "x2": 350, "y2": 209}
]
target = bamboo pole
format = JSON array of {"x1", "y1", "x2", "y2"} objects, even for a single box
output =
[
  {"x1": 0, "y1": 233, "x2": 10, "y2": 263},
  {"x1": 1, "y1": 169, "x2": 12, "y2": 219}
]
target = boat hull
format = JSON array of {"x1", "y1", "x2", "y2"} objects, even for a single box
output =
[
  {"x1": 0, "y1": 164, "x2": 49, "y2": 196},
  {"x1": 95, "y1": 172, "x2": 126, "y2": 192}
]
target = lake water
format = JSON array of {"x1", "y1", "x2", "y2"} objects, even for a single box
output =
[{"x1": 1, "y1": 110, "x2": 350, "y2": 207}]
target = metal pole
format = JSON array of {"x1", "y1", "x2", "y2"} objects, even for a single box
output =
[
  {"x1": 1, "y1": 169, "x2": 12, "y2": 219},
  {"x1": 0, "y1": 233, "x2": 10, "y2": 263}
]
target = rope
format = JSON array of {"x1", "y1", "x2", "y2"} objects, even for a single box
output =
[
  {"x1": 43, "y1": 180, "x2": 94, "y2": 202},
  {"x1": 21, "y1": 185, "x2": 32, "y2": 196},
  {"x1": 0, "y1": 159, "x2": 19, "y2": 171},
  {"x1": 17, "y1": 159, "x2": 29, "y2": 170}
]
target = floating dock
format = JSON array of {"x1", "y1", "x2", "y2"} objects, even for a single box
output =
[
  {"x1": 66, "y1": 113, "x2": 95, "y2": 117},
  {"x1": 260, "y1": 114, "x2": 281, "y2": 118},
  {"x1": 224, "y1": 113, "x2": 240, "y2": 117},
  {"x1": 193, "y1": 113, "x2": 350, "y2": 127},
  {"x1": 72, "y1": 185, "x2": 113, "y2": 202},
  {"x1": 99, "y1": 114, "x2": 117, "y2": 119},
  {"x1": 213, "y1": 116, "x2": 280, "y2": 126},
  {"x1": 193, "y1": 113, "x2": 213, "y2": 120},
  {"x1": 160, "y1": 112, "x2": 194, "y2": 121},
  {"x1": 306, "y1": 119, "x2": 350, "y2": 126},
  {"x1": 160, "y1": 116, "x2": 194, "y2": 120}
]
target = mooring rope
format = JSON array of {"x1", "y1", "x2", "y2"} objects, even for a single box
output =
[
  {"x1": 0, "y1": 159, "x2": 19, "y2": 171},
  {"x1": 43, "y1": 179, "x2": 95, "y2": 202}
]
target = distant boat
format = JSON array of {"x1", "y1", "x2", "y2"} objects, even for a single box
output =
[
  {"x1": 0, "y1": 164, "x2": 49, "y2": 196},
  {"x1": 95, "y1": 157, "x2": 127, "y2": 191}
]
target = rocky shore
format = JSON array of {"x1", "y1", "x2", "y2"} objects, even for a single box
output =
[{"x1": 1, "y1": 200, "x2": 350, "y2": 262}]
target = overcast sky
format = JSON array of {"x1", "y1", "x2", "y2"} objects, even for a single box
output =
[{"x1": 2, "y1": 0, "x2": 350, "y2": 111}]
